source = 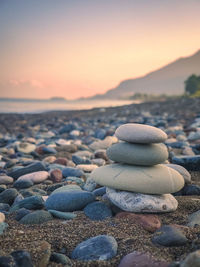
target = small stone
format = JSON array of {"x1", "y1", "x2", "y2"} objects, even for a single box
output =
[
  {"x1": 152, "y1": 225, "x2": 188, "y2": 246},
  {"x1": 54, "y1": 158, "x2": 68, "y2": 166},
  {"x1": 118, "y1": 251, "x2": 169, "y2": 267},
  {"x1": 93, "y1": 187, "x2": 106, "y2": 196},
  {"x1": 115, "y1": 212, "x2": 161, "y2": 233},
  {"x1": 43, "y1": 156, "x2": 56, "y2": 163},
  {"x1": 50, "y1": 169, "x2": 63, "y2": 183},
  {"x1": 0, "y1": 175, "x2": 13, "y2": 185},
  {"x1": 11, "y1": 250, "x2": 33, "y2": 267},
  {"x1": 14, "y1": 179, "x2": 34, "y2": 189},
  {"x1": 180, "y1": 250, "x2": 200, "y2": 267},
  {"x1": 15, "y1": 208, "x2": 31, "y2": 221},
  {"x1": 17, "y1": 142, "x2": 36, "y2": 154},
  {"x1": 71, "y1": 235, "x2": 118, "y2": 261},
  {"x1": 19, "y1": 210, "x2": 53, "y2": 224},
  {"x1": 77, "y1": 164, "x2": 98, "y2": 172},
  {"x1": 42, "y1": 146, "x2": 57, "y2": 154},
  {"x1": 187, "y1": 210, "x2": 200, "y2": 227},
  {"x1": 84, "y1": 201, "x2": 112, "y2": 221},
  {"x1": 10, "y1": 195, "x2": 44, "y2": 211},
  {"x1": 62, "y1": 167, "x2": 84, "y2": 178},
  {"x1": 50, "y1": 252, "x2": 72, "y2": 266},
  {"x1": 17, "y1": 171, "x2": 49, "y2": 184},
  {"x1": 48, "y1": 210, "x2": 77, "y2": 220},
  {"x1": 0, "y1": 188, "x2": 18, "y2": 205}
]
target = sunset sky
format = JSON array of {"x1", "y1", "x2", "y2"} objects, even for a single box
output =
[{"x1": 0, "y1": 0, "x2": 200, "y2": 99}]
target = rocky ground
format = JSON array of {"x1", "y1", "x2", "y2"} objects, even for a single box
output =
[{"x1": 0, "y1": 97, "x2": 200, "y2": 266}]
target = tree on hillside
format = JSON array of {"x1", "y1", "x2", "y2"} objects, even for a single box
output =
[{"x1": 184, "y1": 74, "x2": 200, "y2": 95}]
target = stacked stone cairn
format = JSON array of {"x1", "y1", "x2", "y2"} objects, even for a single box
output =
[{"x1": 91, "y1": 123, "x2": 185, "y2": 213}]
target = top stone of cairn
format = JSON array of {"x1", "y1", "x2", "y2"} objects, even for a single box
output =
[{"x1": 115, "y1": 123, "x2": 167, "y2": 144}]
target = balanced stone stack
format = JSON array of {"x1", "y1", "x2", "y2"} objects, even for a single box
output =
[{"x1": 91, "y1": 123, "x2": 185, "y2": 213}]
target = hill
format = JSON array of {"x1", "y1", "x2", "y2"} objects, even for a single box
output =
[{"x1": 91, "y1": 49, "x2": 200, "y2": 99}]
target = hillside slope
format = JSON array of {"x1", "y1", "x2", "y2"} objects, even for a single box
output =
[{"x1": 93, "y1": 50, "x2": 200, "y2": 99}]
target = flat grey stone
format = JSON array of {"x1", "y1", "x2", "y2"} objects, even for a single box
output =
[
  {"x1": 115, "y1": 123, "x2": 167, "y2": 143},
  {"x1": 107, "y1": 142, "x2": 168, "y2": 166}
]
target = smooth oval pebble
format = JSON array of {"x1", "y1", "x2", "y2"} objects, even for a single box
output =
[
  {"x1": 45, "y1": 190, "x2": 95, "y2": 212},
  {"x1": 115, "y1": 123, "x2": 167, "y2": 143},
  {"x1": 91, "y1": 163, "x2": 184, "y2": 194},
  {"x1": 118, "y1": 251, "x2": 169, "y2": 267},
  {"x1": 106, "y1": 188, "x2": 178, "y2": 213},
  {"x1": 0, "y1": 175, "x2": 13, "y2": 185},
  {"x1": 17, "y1": 171, "x2": 49, "y2": 184},
  {"x1": 71, "y1": 235, "x2": 117, "y2": 261},
  {"x1": 107, "y1": 142, "x2": 168, "y2": 166}
]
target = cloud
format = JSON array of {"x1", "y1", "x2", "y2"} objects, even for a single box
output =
[{"x1": 9, "y1": 79, "x2": 45, "y2": 89}]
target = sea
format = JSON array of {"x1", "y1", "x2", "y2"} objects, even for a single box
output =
[{"x1": 0, "y1": 99, "x2": 137, "y2": 114}]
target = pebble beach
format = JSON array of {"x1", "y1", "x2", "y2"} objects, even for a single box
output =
[{"x1": 0, "y1": 97, "x2": 200, "y2": 267}]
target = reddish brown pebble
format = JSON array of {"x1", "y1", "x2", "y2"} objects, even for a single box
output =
[
  {"x1": 115, "y1": 212, "x2": 161, "y2": 233},
  {"x1": 35, "y1": 145, "x2": 46, "y2": 155},
  {"x1": 118, "y1": 251, "x2": 169, "y2": 267},
  {"x1": 54, "y1": 157, "x2": 68, "y2": 166},
  {"x1": 50, "y1": 169, "x2": 63, "y2": 183}
]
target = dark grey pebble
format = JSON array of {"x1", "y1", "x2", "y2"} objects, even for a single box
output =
[
  {"x1": 19, "y1": 210, "x2": 53, "y2": 224},
  {"x1": 152, "y1": 225, "x2": 188, "y2": 247},
  {"x1": 15, "y1": 208, "x2": 31, "y2": 221},
  {"x1": 11, "y1": 250, "x2": 33, "y2": 267},
  {"x1": 50, "y1": 252, "x2": 72, "y2": 265},
  {"x1": 0, "y1": 188, "x2": 18, "y2": 205},
  {"x1": 10, "y1": 195, "x2": 44, "y2": 211},
  {"x1": 14, "y1": 179, "x2": 34, "y2": 189},
  {"x1": 172, "y1": 155, "x2": 200, "y2": 171}
]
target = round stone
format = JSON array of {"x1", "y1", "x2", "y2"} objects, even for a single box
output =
[
  {"x1": 71, "y1": 235, "x2": 117, "y2": 261},
  {"x1": 118, "y1": 251, "x2": 169, "y2": 267},
  {"x1": 91, "y1": 163, "x2": 184, "y2": 194},
  {"x1": 107, "y1": 142, "x2": 168, "y2": 166},
  {"x1": 17, "y1": 142, "x2": 36, "y2": 154},
  {"x1": 106, "y1": 188, "x2": 178, "y2": 213},
  {"x1": 45, "y1": 190, "x2": 95, "y2": 212},
  {"x1": 17, "y1": 171, "x2": 49, "y2": 184},
  {"x1": 19, "y1": 210, "x2": 53, "y2": 224},
  {"x1": 115, "y1": 123, "x2": 167, "y2": 143},
  {"x1": 0, "y1": 175, "x2": 13, "y2": 185}
]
